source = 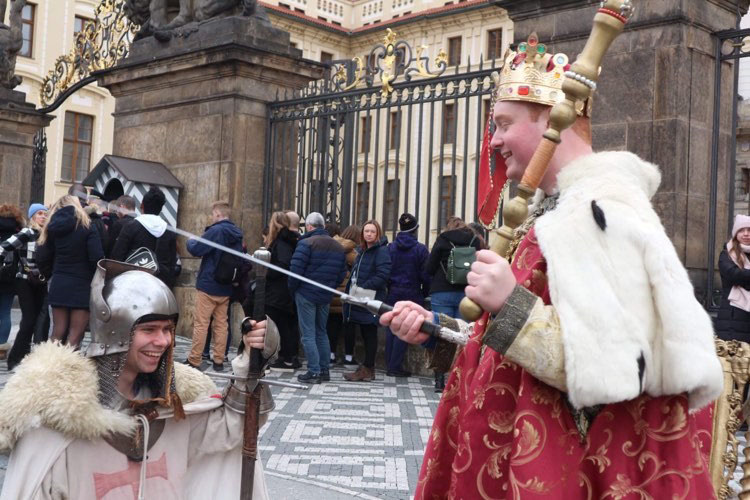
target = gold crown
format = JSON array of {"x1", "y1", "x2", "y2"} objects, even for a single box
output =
[{"x1": 494, "y1": 33, "x2": 589, "y2": 116}]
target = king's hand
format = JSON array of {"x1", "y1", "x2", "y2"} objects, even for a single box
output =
[{"x1": 465, "y1": 250, "x2": 517, "y2": 314}]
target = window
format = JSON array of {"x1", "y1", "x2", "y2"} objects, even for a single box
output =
[
  {"x1": 438, "y1": 175, "x2": 456, "y2": 230},
  {"x1": 487, "y1": 28, "x2": 503, "y2": 60},
  {"x1": 318, "y1": 15, "x2": 328, "y2": 21},
  {"x1": 320, "y1": 51, "x2": 333, "y2": 63},
  {"x1": 295, "y1": 7, "x2": 305, "y2": 13},
  {"x1": 360, "y1": 115, "x2": 372, "y2": 153},
  {"x1": 741, "y1": 167, "x2": 750, "y2": 196},
  {"x1": 389, "y1": 110, "x2": 401, "y2": 149},
  {"x1": 278, "y1": 2, "x2": 291, "y2": 8},
  {"x1": 332, "y1": 20, "x2": 341, "y2": 26},
  {"x1": 74, "y1": 15, "x2": 91, "y2": 36},
  {"x1": 310, "y1": 179, "x2": 325, "y2": 212},
  {"x1": 61, "y1": 112, "x2": 94, "y2": 183},
  {"x1": 20, "y1": 3, "x2": 34, "y2": 58},
  {"x1": 356, "y1": 182, "x2": 370, "y2": 225},
  {"x1": 290, "y1": 41, "x2": 298, "y2": 49},
  {"x1": 384, "y1": 180, "x2": 400, "y2": 231},
  {"x1": 442, "y1": 103, "x2": 456, "y2": 145},
  {"x1": 395, "y1": 47, "x2": 406, "y2": 71},
  {"x1": 448, "y1": 36, "x2": 462, "y2": 66}
]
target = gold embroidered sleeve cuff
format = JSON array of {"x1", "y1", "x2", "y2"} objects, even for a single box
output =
[{"x1": 483, "y1": 285, "x2": 538, "y2": 355}]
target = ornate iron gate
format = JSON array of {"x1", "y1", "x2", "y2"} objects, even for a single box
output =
[
  {"x1": 265, "y1": 30, "x2": 497, "y2": 247},
  {"x1": 707, "y1": 27, "x2": 750, "y2": 308}
]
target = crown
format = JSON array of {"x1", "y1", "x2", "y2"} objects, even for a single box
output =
[{"x1": 494, "y1": 33, "x2": 589, "y2": 116}]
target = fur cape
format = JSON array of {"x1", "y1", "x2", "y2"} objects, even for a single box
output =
[
  {"x1": 0, "y1": 341, "x2": 218, "y2": 453},
  {"x1": 535, "y1": 151, "x2": 723, "y2": 410}
]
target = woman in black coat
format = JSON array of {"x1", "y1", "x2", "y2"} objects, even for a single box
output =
[
  {"x1": 36, "y1": 195, "x2": 104, "y2": 347},
  {"x1": 0, "y1": 204, "x2": 24, "y2": 359},
  {"x1": 716, "y1": 214, "x2": 750, "y2": 342},
  {"x1": 343, "y1": 220, "x2": 392, "y2": 382},
  {"x1": 264, "y1": 211, "x2": 300, "y2": 370}
]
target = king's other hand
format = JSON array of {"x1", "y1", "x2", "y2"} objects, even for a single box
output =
[
  {"x1": 242, "y1": 319, "x2": 267, "y2": 351},
  {"x1": 380, "y1": 301, "x2": 432, "y2": 344},
  {"x1": 465, "y1": 250, "x2": 516, "y2": 314}
]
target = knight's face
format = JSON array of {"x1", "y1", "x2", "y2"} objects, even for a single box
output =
[
  {"x1": 124, "y1": 319, "x2": 174, "y2": 375},
  {"x1": 490, "y1": 101, "x2": 548, "y2": 183}
]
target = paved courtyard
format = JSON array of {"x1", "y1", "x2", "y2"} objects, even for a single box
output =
[{"x1": 0, "y1": 309, "x2": 440, "y2": 499}]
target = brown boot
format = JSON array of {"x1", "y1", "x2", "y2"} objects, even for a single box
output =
[{"x1": 344, "y1": 366, "x2": 375, "y2": 382}]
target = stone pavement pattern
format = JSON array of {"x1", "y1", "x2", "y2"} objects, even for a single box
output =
[{"x1": 0, "y1": 310, "x2": 440, "y2": 499}]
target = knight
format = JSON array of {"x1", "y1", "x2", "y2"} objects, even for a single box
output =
[
  {"x1": 0, "y1": 259, "x2": 279, "y2": 499},
  {"x1": 381, "y1": 22, "x2": 724, "y2": 500}
]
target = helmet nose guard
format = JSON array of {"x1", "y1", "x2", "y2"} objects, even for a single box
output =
[{"x1": 86, "y1": 259, "x2": 179, "y2": 358}]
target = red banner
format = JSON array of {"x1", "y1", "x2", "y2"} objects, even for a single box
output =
[{"x1": 476, "y1": 114, "x2": 507, "y2": 226}]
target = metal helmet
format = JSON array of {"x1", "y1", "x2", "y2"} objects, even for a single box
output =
[{"x1": 86, "y1": 259, "x2": 179, "y2": 358}]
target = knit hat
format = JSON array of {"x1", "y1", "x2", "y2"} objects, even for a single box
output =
[
  {"x1": 398, "y1": 213, "x2": 418, "y2": 232},
  {"x1": 732, "y1": 214, "x2": 750, "y2": 239},
  {"x1": 27, "y1": 203, "x2": 47, "y2": 219}
]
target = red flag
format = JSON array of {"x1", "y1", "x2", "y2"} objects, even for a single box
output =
[{"x1": 476, "y1": 114, "x2": 507, "y2": 227}]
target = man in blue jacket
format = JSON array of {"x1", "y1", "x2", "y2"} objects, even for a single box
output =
[
  {"x1": 184, "y1": 201, "x2": 244, "y2": 371},
  {"x1": 289, "y1": 212, "x2": 346, "y2": 384}
]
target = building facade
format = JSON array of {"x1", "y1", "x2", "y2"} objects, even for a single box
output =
[{"x1": 5, "y1": 0, "x2": 116, "y2": 206}]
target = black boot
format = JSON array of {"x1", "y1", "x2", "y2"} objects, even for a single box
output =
[{"x1": 434, "y1": 372, "x2": 445, "y2": 393}]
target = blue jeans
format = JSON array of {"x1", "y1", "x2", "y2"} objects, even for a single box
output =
[
  {"x1": 295, "y1": 294, "x2": 331, "y2": 375},
  {"x1": 0, "y1": 292, "x2": 14, "y2": 344},
  {"x1": 430, "y1": 290, "x2": 465, "y2": 319}
]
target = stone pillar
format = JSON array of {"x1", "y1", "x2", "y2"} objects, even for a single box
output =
[
  {"x1": 0, "y1": 89, "x2": 53, "y2": 208},
  {"x1": 97, "y1": 16, "x2": 324, "y2": 336},
  {"x1": 497, "y1": 0, "x2": 750, "y2": 299}
]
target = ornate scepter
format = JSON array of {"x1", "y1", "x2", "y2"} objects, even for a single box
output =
[{"x1": 459, "y1": 0, "x2": 634, "y2": 321}]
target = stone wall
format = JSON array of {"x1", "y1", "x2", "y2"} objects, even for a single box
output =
[
  {"x1": 97, "y1": 16, "x2": 324, "y2": 336},
  {"x1": 498, "y1": 0, "x2": 750, "y2": 299}
]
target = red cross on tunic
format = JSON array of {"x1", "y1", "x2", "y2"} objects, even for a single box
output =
[{"x1": 93, "y1": 452, "x2": 169, "y2": 499}]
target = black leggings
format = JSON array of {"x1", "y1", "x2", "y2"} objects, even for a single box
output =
[
  {"x1": 327, "y1": 313, "x2": 355, "y2": 357},
  {"x1": 267, "y1": 306, "x2": 299, "y2": 362},
  {"x1": 8, "y1": 279, "x2": 48, "y2": 369},
  {"x1": 346, "y1": 322, "x2": 377, "y2": 368}
]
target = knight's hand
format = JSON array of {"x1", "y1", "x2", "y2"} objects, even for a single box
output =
[
  {"x1": 242, "y1": 319, "x2": 267, "y2": 351},
  {"x1": 380, "y1": 301, "x2": 431, "y2": 344},
  {"x1": 465, "y1": 250, "x2": 516, "y2": 314}
]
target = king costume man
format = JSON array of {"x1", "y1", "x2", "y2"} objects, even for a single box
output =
[
  {"x1": 381, "y1": 15, "x2": 725, "y2": 500},
  {"x1": 0, "y1": 259, "x2": 279, "y2": 500}
]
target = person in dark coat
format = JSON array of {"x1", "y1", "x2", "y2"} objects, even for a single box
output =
[
  {"x1": 265, "y1": 211, "x2": 301, "y2": 371},
  {"x1": 0, "y1": 204, "x2": 24, "y2": 359},
  {"x1": 36, "y1": 195, "x2": 104, "y2": 347},
  {"x1": 105, "y1": 194, "x2": 136, "y2": 257},
  {"x1": 384, "y1": 213, "x2": 430, "y2": 377},
  {"x1": 716, "y1": 214, "x2": 750, "y2": 341},
  {"x1": 328, "y1": 225, "x2": 360, "y2": 367},
  {"x1": 0, "y1": 204, "x2": 49, "y2": 369},
  {"x1": 184, "y1": 201, "x2": 244, "y2": 371},
  {"x1": 85, "y1": 198, "x2": 109, "y2": 254},
  {"x1": 425, "y1": 216, "x2": 482, "y2": 391},
  {"x1": 111, "y1": 187, "x2": 177, "y2": 288},
  {"x1": 343, "y1": 220, "x2": 392, "y2": 382},
  {"x1": 289, "y1": 212, "x2": 347, "y2": 384}
]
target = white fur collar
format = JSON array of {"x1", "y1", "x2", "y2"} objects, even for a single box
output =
[
  {"x1": 535, "y1": 151, "x2": 723, "y2": 410},
  {"x1": 0, "y1": 342, "x2": 217, "y2": 452}
]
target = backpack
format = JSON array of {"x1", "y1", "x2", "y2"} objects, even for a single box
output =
[
  {"x1": 214, "y1": 250, "x2": 245, "y2": 285},
  {"x1": 0, "y1": 249, "x2": 18, "y2": 284},
  {"x1": 441, "y1": 235, "x2": 477, "y2": 286}
]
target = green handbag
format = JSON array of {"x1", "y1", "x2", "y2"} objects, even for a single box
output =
[{"x1": 441, "y1": 235, "x2": 477, "y2": 285}]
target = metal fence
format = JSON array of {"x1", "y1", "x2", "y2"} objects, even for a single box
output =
[{"x1": 264, "y1": 32, "x2": 497, "y2": 247}]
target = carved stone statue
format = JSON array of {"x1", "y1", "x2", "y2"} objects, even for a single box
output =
[
  {"x1": 0, "y1": 0, "x2": 26, "y2": 90},
  {"x1": 124, "y1": 0, "x2": 268, "y2": 40}
]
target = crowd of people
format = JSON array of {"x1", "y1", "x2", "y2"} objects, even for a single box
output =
[{"x1": 263, "y1": 208, "x2": 486, "y2": 390}]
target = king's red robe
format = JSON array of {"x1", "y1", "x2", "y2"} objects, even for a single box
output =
[{"x1": 416, "y1": 227, "x2": 716, "y2": 500}]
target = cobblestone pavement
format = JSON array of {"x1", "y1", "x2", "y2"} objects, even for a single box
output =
[{"x1": 0, "y1": 310, "x2": 440, "y2": 499}]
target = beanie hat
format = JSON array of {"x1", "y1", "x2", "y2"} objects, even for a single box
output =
[
  {"x1": 732, "y1": 214, "x2": 750, "y2": 239},
  {"x1": 27, "y1": 203, "x2": 47, "y2": 219},
  {"x1": 398, "y1": 213, "x2": 418, "y2": 232}
]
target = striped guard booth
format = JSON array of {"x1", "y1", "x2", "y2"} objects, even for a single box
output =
[{"x1": 83, "y1": 155, "x2": 183, "y2": 227}]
